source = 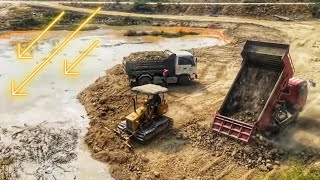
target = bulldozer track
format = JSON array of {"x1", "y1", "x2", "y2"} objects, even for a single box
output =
[{"x1": 117, "y1": 116, "x2": 173, "y2": 143}]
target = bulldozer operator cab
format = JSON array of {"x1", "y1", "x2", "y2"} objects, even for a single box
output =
[{"x1": 124, "y1": 84, "x2": 169, "y2": 133}]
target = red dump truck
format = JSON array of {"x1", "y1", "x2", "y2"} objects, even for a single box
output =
[{"x1": 211, "y1": 40, "x2": 308, "y2": 142}]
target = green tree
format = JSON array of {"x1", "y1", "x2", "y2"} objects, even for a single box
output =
[
  {"x1": 312, "y1": 0, "x2": 320, "y2": 17},
  {"x1": 132, "y1": 0, "x2": 152, "y2": 12}
]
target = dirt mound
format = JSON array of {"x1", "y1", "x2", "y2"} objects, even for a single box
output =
[
  {"x1": 78, "y1": 23, "x2": 320, "y2": 179},
  {"x1": 181, "y1": 118, "x2": 283, "y2": 169},
  {"x1": 124, "y1": 51, "x2": 169, "y2": 62},
  {"x1": 78, "y1": 55, "x2": 288, "y2": 179},
  {"x1": 78, "y1": 65, "x2": 147, "y2": 180}
]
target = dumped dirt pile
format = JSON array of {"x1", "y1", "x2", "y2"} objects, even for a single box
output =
[
  {"x1": 77, "y1": 26, "x2": 284, "y2": 179},
  {"x1": 0, "y1": 122, "x2": 79, "y2": 179},
  {"x1": 181, "y1": 118, "x2": 283, "y2": 169},
  {"x1": 78, "y1": 65, "x2": 145, "y2": 180},
  {"x1": 78, "y1": 23, "x2": 320, "y2": 179},
  {"x1": 78, "y1": 47, "x2": 291, "y2": 179},
  {"x1": 221, "y1": 67, "x2": 281, "y2": 124},
  {"x1": 124, "y1": 51, "x2": 169, "y2": 62},
  {"x1": 78, "y1": 63, "x2": 286, "y2": 179}
]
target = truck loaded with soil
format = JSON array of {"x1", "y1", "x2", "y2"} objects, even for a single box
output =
[{"x1": 123, "y1": 50, "x2": 197, "y2": 86}]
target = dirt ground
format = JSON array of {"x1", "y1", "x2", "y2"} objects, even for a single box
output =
[{"x1": 78, "y1": 20, "x2": 320, "y2": 180}]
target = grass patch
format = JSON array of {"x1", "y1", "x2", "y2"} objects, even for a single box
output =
[
  {"x1": 132, "y1": 0, "x2": 153, "y2": 13},
  {"x1": 268, "y1": 161, "x2": 320, "y2": 180},
  {"x1": 9, "y1": 18, "x2": 42, "y2": 30},
  {"x1": 124, "y1": 29, "x2": 199, "y2": 38},
  {"x1": 311, "y1": 0, "x2": 320, "y2": 17}
]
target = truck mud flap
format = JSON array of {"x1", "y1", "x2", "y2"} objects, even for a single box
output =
[{"x1": 212, "y1": 114, "x2": 254, "y2": 142}]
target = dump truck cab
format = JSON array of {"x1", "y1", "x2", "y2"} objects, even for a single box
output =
[
  {"x1": 281, "y1": 78, "x2": 308, "y2": 112},
  {"x1": 169, "y1": 50, "x2": 197, "y2": 80}
]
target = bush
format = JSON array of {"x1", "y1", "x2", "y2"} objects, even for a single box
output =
[
  {"x1": 124, "y1": 29, "x2": 138, "y2": 36},
  {"x1": 9, "y1": 18, "x2": 42, "y2": 30},
  {"x1": 132, "y1": 0, "x2": 152, "y2": 12},
  {"x1": 312, "y1": 0, "x2": 320, "y2": 17}
]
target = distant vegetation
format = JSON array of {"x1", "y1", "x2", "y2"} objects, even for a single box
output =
[
  {"x1": 312, "y1": 0, "x2": 320, "y2": 17},
  {"x1": 132, "y1": 0, "x2": 153, "y2": 12},
  {"x1": 124, "y1": 29, "x2": 199, "y2": 38}
]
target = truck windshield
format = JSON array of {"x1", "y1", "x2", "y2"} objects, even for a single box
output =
[{"x1": 178, "y1": 56, "x2": 195, "y2": 66}]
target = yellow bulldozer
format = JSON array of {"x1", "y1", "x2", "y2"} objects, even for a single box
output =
[{"x1": 116, "y1": 84, "x2": 173, "y2": 143}]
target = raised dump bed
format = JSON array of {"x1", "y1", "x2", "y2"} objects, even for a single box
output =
[
  {"x1": 212, "y1": 40, "x2": 295, "y2": 142},
  {"x1": 221, "y1": 64, "x2": 282, "y2": 125}
]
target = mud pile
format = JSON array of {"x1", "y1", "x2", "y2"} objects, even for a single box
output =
[
  {"x1": 78, "y1": 61, "x2": 288, "y2": 179},
  {"x1": 124, "y1": 51, "x2": 169, "y2": 62},
  {"x1": 78, "y1": 65, "x2": 146, "y2": 180},
  {"x1": 78, "y1": 23, "x2": 320, "y2": 179},
  {"x1": 181, "y1": 119, "x2": 283, "y2": 170}
]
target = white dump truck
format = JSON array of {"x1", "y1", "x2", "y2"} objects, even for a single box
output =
[{"x1": 123, "y1": 50, "x2": 197, "y2": 86}]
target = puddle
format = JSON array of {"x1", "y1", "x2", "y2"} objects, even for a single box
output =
[{"x1": 0, "y1": 26, "x2": 227, "y2": 179}]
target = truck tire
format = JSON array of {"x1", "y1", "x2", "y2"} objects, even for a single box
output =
[
  {"x1": 129, "y1": 81, "x2": 136, "y2": 87},
  {"x1": 138, "y1": 77, "x2": 152, "y2": 86},
  {"x1": 178, "y1": 75, "x2": 191, "y2": 86},
  {"x1": 292, "y1": 112, "x2": 299, "y2": 122},
  {"x1": 264, "y1": 123, "x2": 280, "y2": 138}
]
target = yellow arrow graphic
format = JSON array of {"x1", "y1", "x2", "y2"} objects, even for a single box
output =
[
  {"x1": 64, "y1": 40, "x2": 99, "y2": 76},
  {"x1": 11, "y1": 7, "x2": 101, "y2": 96},
  {"x1": 17, "y1": 12, "x2": 65, "y2": 60}
]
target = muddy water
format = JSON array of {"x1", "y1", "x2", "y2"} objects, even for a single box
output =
[{"x1": 0, "y1": 27, "x2": 227, "y2": 179}]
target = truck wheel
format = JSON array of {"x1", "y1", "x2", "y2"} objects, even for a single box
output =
[
  {"x1": 178, "y1": 75, "x2": 191, "y2": 86},
  {"x1": 292, "y1": 112, "x2": 299, "y2": 122},
  {"x1": 129, "y1": 81, "x2": 136, "y2": 87},
  {"x1": 265, "y1": 123, "x2": 280, "y2": 138},
  {"x1": 138, "y1": 77, "x2": 152, "y2": 86}
]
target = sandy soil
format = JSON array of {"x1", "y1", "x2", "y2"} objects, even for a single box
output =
[{"x1": 78, "y1": 20, "x2": 320, "y2": 180}]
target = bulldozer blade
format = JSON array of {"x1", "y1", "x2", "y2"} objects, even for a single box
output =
[{"x1": 114, "y1": 129, "x2": 133, "y2": 150}]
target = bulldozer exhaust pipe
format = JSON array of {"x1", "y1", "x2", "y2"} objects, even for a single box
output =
[{"x1": 132, "y1": 98, "x2": 137, "y2": 112}]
